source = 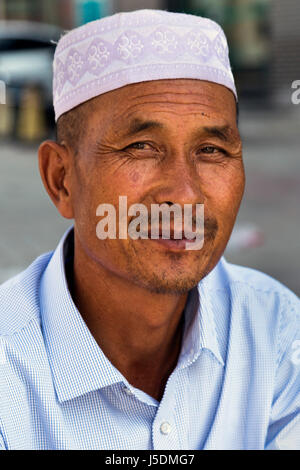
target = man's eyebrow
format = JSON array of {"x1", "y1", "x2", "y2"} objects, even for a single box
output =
[
  {"x1": 122, "y1": 119, "x2": 237, "y2": 143},
  {"x1": 122, "y1": 118, "x2": 164, "y2": 137},
  {"x1": 200, "y1": 125, "x2": 237, "y2": 143}
]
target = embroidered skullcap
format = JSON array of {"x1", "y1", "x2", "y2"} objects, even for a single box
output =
[{"x1": 53, "y1": 9, "x2": 237, "y2": 122}]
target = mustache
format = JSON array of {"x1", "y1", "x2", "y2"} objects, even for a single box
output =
[{"x1": 129, "y1": 217, "x2": 219, "y2": 239}]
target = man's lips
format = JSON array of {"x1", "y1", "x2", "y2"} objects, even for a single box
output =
[
  {"x1": 146, "y1": 227, "x2": 200, "y2": 240},
  {"x1": 148, "y1": 236, "x2": 201, "y2": 252},
  {"x1": 140, "y1": 227, "x2": 203, "y2": 251}
]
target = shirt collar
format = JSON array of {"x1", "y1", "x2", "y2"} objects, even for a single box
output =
[
  {"x1": 40, "y1": 227, "x2": 123, "y2": 403},
  {"x1": 197, "y1": 269, "x2": 225, "y2": 366},
  {"x1": 178, "y1": 268, "x2": 225, "y2": 369},
  {"x1": 40, "y1": 227, "x2": 224, "y2": 403}
]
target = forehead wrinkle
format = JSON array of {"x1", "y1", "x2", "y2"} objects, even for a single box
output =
[
  {"x1": 113, "y1": 98, "x2": 220, "y2": 115},
  {"x1": 106, "y1": 91, "x2": 226, "y2": 119},
  {"x1": 118, "y1": 78, "x2": 229, "y2": 98},
  {"x1": 109, "y1": 102, "x2": 223, "y2": 134},
  {"x1": 123, "y1": 90, "x2": 217, "y2": 102}
]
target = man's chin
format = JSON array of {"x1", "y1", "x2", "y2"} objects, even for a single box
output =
[
  {"x1": 125, "y1": 240, "x2": 216, "y2": 294},
  {"x1": 143, "y1": 280, "x2": 199, "y2": 295},
  {"x1": 128, "y1": 268, "x2": 205, "y2": 295}
]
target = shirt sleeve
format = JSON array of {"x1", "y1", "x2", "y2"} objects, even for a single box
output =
[{"x1": 265, "y1": 294, "x2": 300, "y2": 450}]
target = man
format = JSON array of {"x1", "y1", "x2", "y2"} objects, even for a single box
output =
[{"x1": 0, "y1": 9, "x2": 299, "y2": 450}]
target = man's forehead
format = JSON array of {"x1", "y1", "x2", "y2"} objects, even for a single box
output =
[
  {"x1": 93, "y1": 79, "x2": 236, "y2": 122},
  {"x1": 100, "y1": 78, "x2": 232, "y2": 104}
]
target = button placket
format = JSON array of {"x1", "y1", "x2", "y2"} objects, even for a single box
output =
[{"x1": 152, "y1": 373, "x2": 180, "y2": 449}]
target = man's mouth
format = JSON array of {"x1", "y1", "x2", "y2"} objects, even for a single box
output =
[
  {"x1": 147, "y1": 226, "x2": 200, "y2": 239},
  {"x1": 144, "y1": 227, "x2": 202, "y2": 251}
]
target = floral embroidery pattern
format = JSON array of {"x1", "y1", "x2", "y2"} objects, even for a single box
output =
[
  {"x1": 150, "y1": 28, "x2": 179, "y2": 58},
  {"x1": 186, "y1": 31, "x2": 212, "y2": 61},
  {"x1": 87, "y1": 40, "x2": 111, "y2": 75},
  {"x1": 65, "y1": 49, "x2": 85, "y2": 86},
  {"x1": 116, "y1": 32, "x2": 144, "y2": 62}
]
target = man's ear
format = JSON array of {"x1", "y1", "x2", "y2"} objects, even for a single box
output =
[{"x1": 38, "y1": 140, "x2": 74, "y2": 219}]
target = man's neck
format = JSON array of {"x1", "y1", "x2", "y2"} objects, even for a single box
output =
[{"x1": 65, "y1": 231, "x2": 188, "y2": 401}]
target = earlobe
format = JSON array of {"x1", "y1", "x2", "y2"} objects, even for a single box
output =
[{"x1": 38, "y1": 140, "x2": 74, "y2": 219}]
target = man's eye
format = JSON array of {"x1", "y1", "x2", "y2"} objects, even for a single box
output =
[
  {"x1": 127, "y1": 142, "x2": 149, "y2": 150},
  {"x1": 200, "y1": 146, "x2": 219, "y2": 154},
  {"x1": 123, "y1": 141, "x2": 160, "y2": 159}
]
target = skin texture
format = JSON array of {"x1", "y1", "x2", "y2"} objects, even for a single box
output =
[{"x1": 39, "y1": 79, "x2": 245, "y2": 400}]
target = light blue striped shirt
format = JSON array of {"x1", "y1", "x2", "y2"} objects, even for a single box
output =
[{"x1": 0, "y1": 228, "x2": 299, "y2": 450}]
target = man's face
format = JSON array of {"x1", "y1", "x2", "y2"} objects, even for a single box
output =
[{"x1": 69, "y1": 79, "x2": 244, "y2": 294}]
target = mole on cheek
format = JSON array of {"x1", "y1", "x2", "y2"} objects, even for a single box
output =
[{"x1": 130, "y1": 171, "x2": 140, "y2": 184}]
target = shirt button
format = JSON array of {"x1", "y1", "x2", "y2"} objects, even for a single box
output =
[
  {"x1": 123, "y1": 386, "x2": 134, "y2": 396},
  {"x1": 160, "y1": 421, "x2": 171, "y2": 435}
]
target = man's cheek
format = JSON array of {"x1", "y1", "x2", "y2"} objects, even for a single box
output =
[{"x1": 129, "y1": 170, "x2": 142, "y2": 185}]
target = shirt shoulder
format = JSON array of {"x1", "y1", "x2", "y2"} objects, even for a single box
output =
[
  {"x1": 220, "y1": 257, "x2": 299, "y2": 305},
  {"x1": 219, "y1": 258, "x2": 300, "y2": 361},
  {"x1": 0, "y1": 252, "x2": 53, "y2": 337}
]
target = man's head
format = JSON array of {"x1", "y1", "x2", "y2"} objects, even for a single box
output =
[
  {"x1": 40, "y1": 78, "x2": 244, "y2": 294},
  {"x1": 38, "y1": 10, "x2": 245, "y2": 295}
]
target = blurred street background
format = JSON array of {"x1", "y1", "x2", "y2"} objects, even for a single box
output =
[{"x1": 0, "y1": 0, "x2": 299, "y2": 295}]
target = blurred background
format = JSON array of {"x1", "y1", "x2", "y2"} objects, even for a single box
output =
[{"x1": 0, "y1": 0, "x2": 299, "y2": 295}]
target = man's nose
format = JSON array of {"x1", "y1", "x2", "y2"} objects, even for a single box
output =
[{"x1": 153, "y1": 158, "x2": 203, "y2": 207}]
